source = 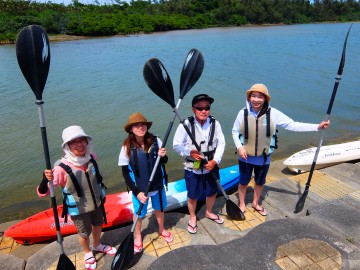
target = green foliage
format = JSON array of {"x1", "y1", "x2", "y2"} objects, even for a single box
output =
[{"x1": 0, "y1": 0, "x2": 359, "y2": 42}]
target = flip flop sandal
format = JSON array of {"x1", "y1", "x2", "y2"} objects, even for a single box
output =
[
  {"x1": 252, "y1": 206, "x2": 267, "y2": 216},
  {"x1": 238, "y1": 205, "x2": 246, "y2": 213},
  {"x1": 134, "y1": 243, "x2": 143, "y2": 254},
  {"x1": 187, "y1": 221, "x2": 197, "y2": 234},
  {"x1": 159, "y1": 231, "x2": 173, "y2": 243},
  {"x1": 93, "y1": 244, "x2": 117, "y2": 255},
  {"x1": 205, "y1": 214, "x2": 224, "y2": 224},
  {"x1": 85, "y1": 253, "x2": 97, "y2": 270}
]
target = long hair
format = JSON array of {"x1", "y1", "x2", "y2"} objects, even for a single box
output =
[{"x1": 123, "y1": 131, "x2": 154, "y2": 157}]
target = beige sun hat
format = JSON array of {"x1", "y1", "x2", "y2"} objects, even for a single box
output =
[
  {"x1": 61, "y1": 125, "x2": 92, "y2": 149},
  {"x1": 246, "y1": 84, "x2": 271, "y2": 102},
  {"x1": 124, "y1": 112, "x2": 153, "y2": 133}
]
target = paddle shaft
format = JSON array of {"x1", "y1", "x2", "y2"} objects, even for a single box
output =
[
  {"x1": 130, "y1": 99, "x2": 182, "y2": 232},
  {"x1": 304, "y1": 27, "x2": 349, "y2": 191},
  {"x1": 173, "y1": 108, "x2": 230, "y2": 200},
  {"x1": 37, "y1": 100, "x2": 65, "y2": 254},
  {"x1": 295, "y1": 24, "x2": 352, "y2": 213}
]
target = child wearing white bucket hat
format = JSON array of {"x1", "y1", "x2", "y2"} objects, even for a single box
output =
[
  {"x1": 232, "y1": 84, "x2": 330, "y2": 217},
  {"x1": 37, "y1": 125, "x2": 116, "y2": 270}
]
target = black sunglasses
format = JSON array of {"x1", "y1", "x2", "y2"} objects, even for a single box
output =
[{"x1": 194, "y1": 106, "x2": 210, "y2": 111}]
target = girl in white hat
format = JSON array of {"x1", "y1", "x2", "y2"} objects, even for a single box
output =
[{"x1": 37, "y1": 125, "x2": 116, "y2": 270}]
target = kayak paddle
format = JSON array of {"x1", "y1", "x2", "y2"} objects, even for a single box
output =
[
  {"x1": 294, "y1": 23, "x2": 353, "y2": 213},
  {"x1": 16, "y1": 25, "x2": 75, "y2": 270},
  {"x1": 111, "y1": 49, "x2": 203, "y2": 270},
  {"x1": 145, "y1": 50, "x2": 244, "y2": 221},
  {"x1": 111, "y1": 58, "x2": 175, "y2": 270},
  {"x1": 173, "y1": 107, "x2": 245, "y2": 221}
]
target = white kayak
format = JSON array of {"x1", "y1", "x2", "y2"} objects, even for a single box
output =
[{"x1": 283, "y1": 140, "x2": 360, "y2": 173}]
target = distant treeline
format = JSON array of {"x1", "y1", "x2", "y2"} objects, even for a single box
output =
[{"x1": 1, "y1": 0, "x2": 359, "y2": 43}]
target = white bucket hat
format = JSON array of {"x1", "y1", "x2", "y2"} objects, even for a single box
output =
[{"x1": 61, "y1": 125, "x2": 92, "y2": 149}]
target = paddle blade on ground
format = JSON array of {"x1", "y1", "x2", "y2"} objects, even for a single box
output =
[
  {"x1": 143, "y1": 58, "x2": 175, "y2": 108},
  {"x1": 16, "y1": 25, "x2": 50, "y2": 100},
  {"x1": 111, "y1": 233, "x2": 134, "y2": 270},
  {"x1": 56, "y1": 254, "x2": 76, "y2": 270},
  {"x1": 180, "y1": 48, "x2": 204, "y2": 98},
  {"x1": 226, "y1": 199, "x2": 245, "y2": 221}
]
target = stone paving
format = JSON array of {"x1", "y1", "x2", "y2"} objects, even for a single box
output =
[{"x1": 0, "y1": 159, "x2": 359, "y2": 269}]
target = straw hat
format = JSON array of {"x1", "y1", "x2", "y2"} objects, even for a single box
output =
[
  {"x1": 246, "y1": 84, "x2": 271, "y2": 102},
  {"x1": 124, "y1": 112, "x2": 152, "y2": 133},
  {"x1": 61, "y1": 125, "x2": 92, "y2": 148}
]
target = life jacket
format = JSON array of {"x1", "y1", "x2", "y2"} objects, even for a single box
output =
[
  {"x1": 57, "y1": 156, "x2": 106, "y2": 223},
  {"x1": 185, "y1": 115, "x2": 217, "y2": 169},
  {"x1": 239, "y1": 108, "x2": 278, "y2": 156},
  {"x1": 128, "y1": 136, "x2": 167, "y2": 193}
]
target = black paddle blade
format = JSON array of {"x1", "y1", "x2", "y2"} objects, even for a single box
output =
[
  {"x1": 56, "y1": 254, "x2": 76, "y2": 270},
  {"x1": 179, "y1": 48, "x2": 204, "y2": 98},
  {"x1": 294, "y1": 189, "x2": 309, "y2": 213},
  {"x1": 16, "y1": 25, "x2": 50, "y2": 100},
  {"x1": 226, "y1": 199, "x2": 245, "y2": 221},
  {"x1": 111, "y1": 233, "x2": 134, "y2": 270},
  {"x1": 143, "y1": 58, "x2": 175, "y2": 108},
  {"x1": 337, "y1": 23, "x2": 352, "y2": 76}
]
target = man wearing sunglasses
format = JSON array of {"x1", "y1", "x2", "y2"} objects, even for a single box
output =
[{"x1": 173, "y1": 94, "x2": 226, "y2": 234}]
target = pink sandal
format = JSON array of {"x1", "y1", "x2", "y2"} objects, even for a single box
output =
[
  {"x1": 134, "y1": 243, "x2": 143, "y2": 254},
  {"x1": 84, "y1": 252, "x2": 97, "y2": 270},
  {"x1": 159, "y1": 231, "x2": 173, "y2": 243},
  {"x1": 93, "y1": 244, "x2": 117, "y2": 255}
]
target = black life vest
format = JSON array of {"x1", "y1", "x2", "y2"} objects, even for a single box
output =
[{"x1": 129, "y1": 136, "x2": 165, "y2": 193}]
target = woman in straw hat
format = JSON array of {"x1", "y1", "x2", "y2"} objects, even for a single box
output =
[
  {"x1": 232, "y1": 84, "x2": 330, "y2": 216},
  {"x1": 118, "y1": 112, "x2": 173, "y2": 254},
  {"x1": 38, "y1": 125, "x2": 116, "y2": 270}
]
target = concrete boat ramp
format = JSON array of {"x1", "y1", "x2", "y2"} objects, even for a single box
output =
[{"x1": 1, "y1": 160, "x2": 360, "y2": 269}]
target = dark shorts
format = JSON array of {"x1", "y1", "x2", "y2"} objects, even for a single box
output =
[
  {"x1": 71, "y1": 206, "x2": 104, "y2": 238},
  {"x1": 238, "y1": 160, "x2": 270, "y2": 186},
  {"x1": 185, "y1": 167, "x2": 219, "y2": 200}
]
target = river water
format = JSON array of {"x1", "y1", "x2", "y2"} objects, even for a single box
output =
[{"x1": 0, "y1": 23, "x2": 359, "y2": 223}]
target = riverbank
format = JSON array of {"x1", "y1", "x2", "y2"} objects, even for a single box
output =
[{"x1": 0, "y1": 22, "x2": 340, "y2": 45}]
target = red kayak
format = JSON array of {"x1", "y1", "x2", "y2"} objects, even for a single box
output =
[
  {"x1": 5, "y1": 192, "x2": 134, "y2": 245},
  {"x1": 5, "y1": 165, "x2": 240, "y2": 245}
]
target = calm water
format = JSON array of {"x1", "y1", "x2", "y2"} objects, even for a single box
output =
[{"x1": 1, "y1": 23, "x2": 359, "y2": 222}]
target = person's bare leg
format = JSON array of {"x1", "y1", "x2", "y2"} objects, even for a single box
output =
[
  {"x1": 238, "y1": 184, "x2": 247, "y2": 213},
  {"x1": 187, "y1": 198, "x2": 197, "y2": 232},
  {"x1": 78, "y1": 234, "x2": 91, "y2": 253},
  {"x1": 91, "y1": 225, "x2": 102, "y2": 248},
  {"x1": 252, "y1": 184, "x2": 267, "y2": 215},
  {"x1": 134, "y1": 216, "x2": 143, "y2": 246},
  {"x1": 205, "y1": 193, "x2": 217, "y2": 219}
]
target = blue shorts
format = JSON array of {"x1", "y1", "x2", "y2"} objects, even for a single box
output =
[
  {"x1": 238, "y1": 160, "x2": 270, "y2": 186},
  {"x1": 185, "y1": 167, "x2": 219, "y2": 200},
  {"x1": 132, "y1": 188, "x2": 167, "y2": 218}
]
